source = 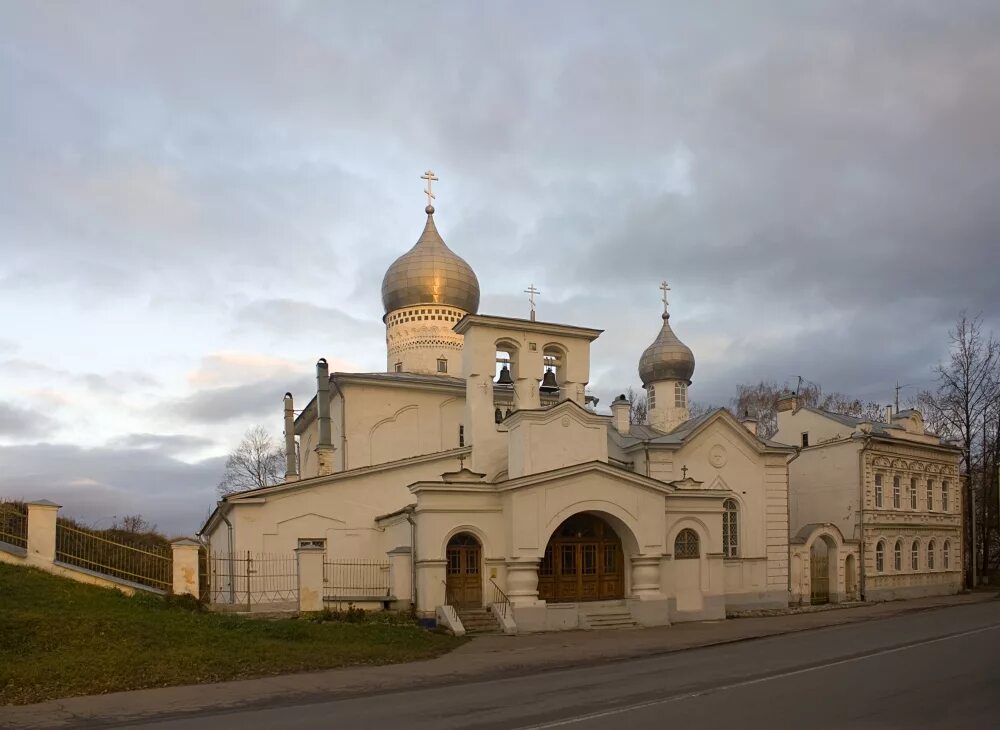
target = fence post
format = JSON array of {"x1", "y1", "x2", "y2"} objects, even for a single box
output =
[
  {"x1": 296, "y1": 546, "x2": 324, "y2": 612},
  {"x1": 170, "y1": 538, "x2": 201, "y2": 597},
  {"x1": 26, "y1": 500, "x2": 60, "y2": 566}
]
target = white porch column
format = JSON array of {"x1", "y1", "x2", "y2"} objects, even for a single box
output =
[
  {"x1": 296, "y1": 546, "x2": 325, "y2": 612},
  {"x1": 630, "y1": 555, "x2": 665, "y2": 599},
  {"x1": 415, "y1": 558, "x2": 447, "y2": 618},
  {"x1": 505, "y1": 558, "x2": 542, "y2": 606},
  {"x1": 387, "y1": 546, "x2": 413, "y2": 606},
  {"x1": 26, "y1": 500, "x2": 60, "y2": 566},
  {"x1": 170, "y1": 538, "x2": 201, "y2": 597}
]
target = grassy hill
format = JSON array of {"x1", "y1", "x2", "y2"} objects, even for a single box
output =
[{"x1": 0, "y1": 562, "x2": 462, "y2": 705}]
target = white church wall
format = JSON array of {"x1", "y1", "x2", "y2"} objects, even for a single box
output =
[
  {"x1": 775, "y1": 407, "x2": 857, "y2": 447},
  {"x1": 505, "y1": 407, "x2": 609, "y2": 479}
]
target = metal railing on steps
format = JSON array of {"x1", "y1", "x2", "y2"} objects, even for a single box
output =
[{"x1": 489, "y1": 578, "x2": 512, "y2": 621}]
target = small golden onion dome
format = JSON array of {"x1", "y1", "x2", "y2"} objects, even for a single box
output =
[
  {"x1": 638, "y1": 313, "x2": 695, "y2": 386},
  {"x1": 381, "y1": 205, "x2": 481, "y2": 315}
]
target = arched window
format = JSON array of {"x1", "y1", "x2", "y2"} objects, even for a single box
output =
[
  {"x1": 910, "y1": 478, "x2": 917, "y2": 510},
  {"x1": 941, "y1": 481, "x2": 949, "y2": 512},
  {"x1": 928, "y1": 540, "x2": 935, "y2": 570},
  {"x1": 722, "y1": 499, "x2": 739, "y2": 558},
  {"x1": 943, "y1": 541, "x2": 951, "y2": 570},
  {"x1": 876, "y1": 541, "x2": 885, "y2": 573},
  {"x1": 893, "y1": 540, "x2": 902, "y2": 572},
  {"x1": 875, "y1": 475, "x2": 884, "y2": 508},
  {"x1": 674, "y1": 529, "x2": 700, "y2": 559},
  {"x1": 674, "y1": 382, "x2": 687, "y2": 408},
  {"x1": 892, "y1": 476, "x2": 901, "y2": 508},
  {"x1": 911, "y1": 540, "x2": 919, "y2": 571},
  {"x1": 647, "y1": 384, "x2": 656, "y2": 409}
]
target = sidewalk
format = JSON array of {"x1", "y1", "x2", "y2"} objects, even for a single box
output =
[{"x1": 3, "y1": 591, "x2": 996, "y2": 729}]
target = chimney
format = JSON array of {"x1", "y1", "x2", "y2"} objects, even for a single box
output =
[
  {"x1": 611, "y1": 394, "x2": 631, "y2": 436},
  {"x1": 885, "y1": 404, "x2": 893, "y2": 423},
  {"x1": 740, "y1": 409, "x2": 759, "y2": 436},
  {"x1": 283, "y1": 392, "x2": 299, "y2": 482},
  {"x1": 776, "y1": 391, "x2": 797, "y2": 413},
  {"x1": 315, "y1": 358, "x2": 335, "y2": 475}
]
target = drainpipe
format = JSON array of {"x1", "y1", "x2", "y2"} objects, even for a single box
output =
[
  {"x1": 219, "y1": 507, "x2": 235, "y2": 604},
  {"x1": 858, "y1": 436, "x2": 870, "y2": 601},
  {"x1": 406, "y1": 509, "x2": 418, "y2": 612},
  {"x1": 785, "y1": 448, "x2": 802, "y2": 598}
]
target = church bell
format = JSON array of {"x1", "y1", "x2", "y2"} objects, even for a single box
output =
[
  {"x1": 540, "y1": 367, "x2": 559, "y2": 393},
  {"x1": 496, "y1": 365, "x2": 514, "y2": 386}
]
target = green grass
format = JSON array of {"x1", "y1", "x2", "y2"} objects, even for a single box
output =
[{"x1": 0, "y1": 562, "x2": 463, "y2": 706}]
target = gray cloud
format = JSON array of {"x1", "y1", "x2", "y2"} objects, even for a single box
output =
[
  {"x1": 108, "y1": 432, "x2": 215, "y2": 455},
  {"x1": 169, "y1": 376, "x2": 312, "y2": 424},
  {"x1": 0, "y1": 442, "x2": 224, "y2": 535},
  {"x1": 0, "y1": 401, "x2": 56, "y2": 440}
]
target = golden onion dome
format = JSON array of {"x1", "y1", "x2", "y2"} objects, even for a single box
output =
[
  {"x1": 638, "y1": 312, "x2": 695, "y2": 386},
  {"x1": 381, "y1": 205, "x2": 481, "y2": 315}
]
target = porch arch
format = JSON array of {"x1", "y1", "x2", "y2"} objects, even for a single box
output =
[{"x1": 537, "y1": 511, "x2": 629, "y2": 603}]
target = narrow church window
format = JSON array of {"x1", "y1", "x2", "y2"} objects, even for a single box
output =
[
  {"x1": 674, "y1": 382, "x2": 687, "y2": 408},
  {"x1": 893, "y1": 476, "x2": 901, "y2": 509},
  {"x1": 893, "y1": 540, "x2": 902, "y2": 572},
  {"x1": 394, "y1": 362, "x2": 403, "y2": 373},
  {"x1": 458, "y1": 424, "x2": 465, "y2": 447},
  {"x1": 926, "y1": 480, "x2": 934, "y2": 511},
  {"x1": 648, "y1": 385, "x2": 656, "y2": 409},
  {"x1": 723, "y1": 499, "x2": 739, "y2": 558},
  {"x1": 911, "y1": 540, "x2": 919, "y2": 571},
  {"x1": 674, "y1": 529, "x2": 700, "y2": 559},
  {"x1": 943, "y1": 541, "x2": 950, "y2": 569},
  {"x1": 801, "y1": 432, "x2": 809, "y2": 448},
  {"x1": 941, "y1": 481, "x2": 949, "y2": 511},
  {"x1": 927, "y1": 541, "x2": 935, "y2": 570},
  {"x1": 437, "y1": 358, "x2": 448, "y2": 373},
  {"x1": 876, "y1": 541, "x2": 885, "y2": 572},
  {"x1": 910, "y1": 478, "x2": 917, "y2": 509},
  {"x1": 874, "y1": 475, "x2": 883, "y2": 508}
]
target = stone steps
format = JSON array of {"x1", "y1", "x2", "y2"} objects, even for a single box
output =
[
  {"x1": 455, "y1": 607, "x2": 501, "y2": 634},
  {"x1": 580, "y1": 609, "x2": 639, "y2": 630}
]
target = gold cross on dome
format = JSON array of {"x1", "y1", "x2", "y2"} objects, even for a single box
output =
[
  {"x1": 421, "y1": 170, "x2": 438, "y2": 207},
  {"x1": 660, "y1": 280, "x2": 671, "y2": 315}
]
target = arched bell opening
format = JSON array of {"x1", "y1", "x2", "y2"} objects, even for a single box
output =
[
  {"x1": 494, "y1": 340, "x2": 518, "y2": 422},
  {"x1": 445, "y1": 532, "x2": 483, "y2": 608},
  {"x1": 537, "y1": 513, "x2": 626, "y2": 603},
  {"x1": 540, "y1": 344, "x2": 565, "y2": 400}
]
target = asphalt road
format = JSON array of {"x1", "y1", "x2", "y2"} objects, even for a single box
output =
[{"x1": 120, "y1": 601, "x2": 1000, "y2": 730}]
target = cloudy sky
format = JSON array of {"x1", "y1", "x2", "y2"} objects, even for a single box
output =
[{"x1": 2, "y1": 1, "x2": 998, "y2": 534}]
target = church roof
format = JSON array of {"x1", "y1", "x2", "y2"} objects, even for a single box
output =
[
  {"x1": 381, "y1": 205, "x2": 480, "y2": 315},
  {"x1": 608, "y1": 408, "x2": 793, "y2": 451}
]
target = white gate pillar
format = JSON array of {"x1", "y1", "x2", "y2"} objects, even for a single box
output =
[
  {"x1": 296, "y1": 546, "x2": 325, "y2": 612},
  {"x1": 171, "y1": 538, "x2": 201, "y2": 597},
  {"x1": 26, "y1": 500, "x2": 60, "y2": 566}
]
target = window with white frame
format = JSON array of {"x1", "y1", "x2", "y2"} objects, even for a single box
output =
[
  {"x1": 928, "y1": 540, "x2": 935, "y2": 570},
  {"x1": 875, "y1": 475, "x2": 884, "y2": 508},
  {"x1": 944, "y1": 541, "x2": 950, "y2": 570},
  {"x1": 437, "y1": 358, "x2": 448, "y2": 374},
  {"x1": 893, "y1": 476, "x2": 901, "y2": 509},
  {"x1": 674, "y1": 382, "x2": 687, "y2": 408},
  {"x1": 648, "y1": 385, "x2": 656, "y2": 409},
  {"x1": 894, "y1": 540, "x2": 902, "y2": 571},
  {"x1": 927, "y1": 480, "x2": 934, "y2": 511},
  {"x1": 911, "y1": 540, "x2": 919, "y2": 571},
  {"x1": 876, "y1": 541, "x2": 885, "y2": 573},
  {"x1": 297, "y1": 538, "x2": 326, "y2": 550},
  {"x1": 942, "y1": 481, "x2": 949, "y2": 512},
  {"x1": 722, "y1": 499, "x2": 739, "y2": 558},
  {"x1": 394, "y1": 362, "x2": 403, "y2": 373},
  {"x1": 910, "y1": 478, "x2": 917, "y2": 510}
]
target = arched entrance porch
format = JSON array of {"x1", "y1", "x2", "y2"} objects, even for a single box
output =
[
  {"x1": 810, "y1": 536, "x2": 833, "y2": 604},
  {"x1": 537, "y1": 513, "x2": 625, "y2": 602}
]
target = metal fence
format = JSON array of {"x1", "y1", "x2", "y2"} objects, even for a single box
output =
[
  {"x1": 324, "y1": 558, "x2": 391, "y2": 601},
  {"x1": 55, "y1": 523, "x2": 172, "y2": 591},
  {"x1": 209, "y1": 552, "x2": 299, "y2": 608},
  {"x1": 0, "y1": 501, "x2": 27, "y2": 549}
]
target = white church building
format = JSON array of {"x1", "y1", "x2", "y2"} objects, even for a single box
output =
[{"x1": 201, "y1": 188, "x2": 797, "y2": 632}]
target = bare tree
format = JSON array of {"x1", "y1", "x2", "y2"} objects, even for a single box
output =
[
  {"x1": 217, "y1": 425, "x2": 286, "y2": 497},
  {"x1": 110, "y1": 514, "x2": 155, "y2": 534},
  {"x1": 917, "y1": 313, "x2": 999, "y2": 586},
  {"x1": 625, "y1": 386, "x2": 648, "y2": 425}
]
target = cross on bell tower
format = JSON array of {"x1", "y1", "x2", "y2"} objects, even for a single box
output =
[{"x1": 524, "y1": 283, "x2": 541, "y2": 321}]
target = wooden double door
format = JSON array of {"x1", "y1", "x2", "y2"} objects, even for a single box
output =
[
  {"x1": 446, "y1": 533, "x2": 482, "y2": 607},
  {"x1": 810, "y1": 539, "x2": 830, "y2": 605},
  {"x1": 538, "y1": 514, "x2": 624, "y2": 603}
]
